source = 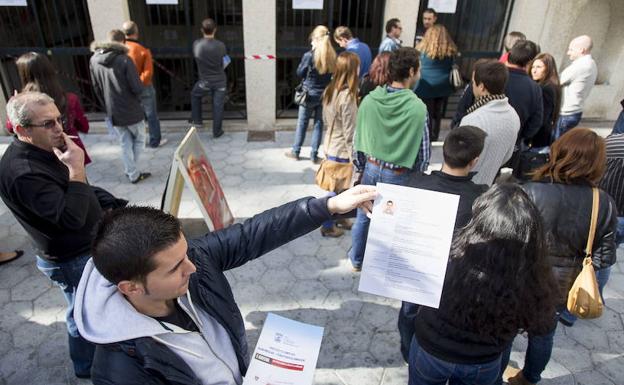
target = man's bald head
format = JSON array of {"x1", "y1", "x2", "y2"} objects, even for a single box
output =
[
  {"x1": 567, "y1": 35, "x2": 593, "y2": 61},
  {"x1": 122, "y1": 21, "x2": 138, "y2": 38}
]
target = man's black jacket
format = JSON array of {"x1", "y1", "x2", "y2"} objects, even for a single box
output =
[{"x1": 91, "y1": 196, "x2": 334, "y2": 385}]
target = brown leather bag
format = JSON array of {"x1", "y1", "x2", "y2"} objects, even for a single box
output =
[
  {"x1": 566, "y1": 188, "x2": 604, "y2": 319},
  {"x1": 315, "y1": 99, "x2": 353, "y2": 192}
]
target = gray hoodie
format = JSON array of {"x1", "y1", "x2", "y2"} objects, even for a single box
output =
[
  {"x1": 75, "y1": 258, "x2": 242, "y2": 385},
  {"x1": 89, "y1": 41, "x2": 145, "y2": 126}
]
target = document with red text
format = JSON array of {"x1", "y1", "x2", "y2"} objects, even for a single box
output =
[
  {"x1": 243, "y1": 313, "x2": 324, "y2": 385},
  {"x1": 358, "y1": 183, "x2": 459, "y2": 308}
]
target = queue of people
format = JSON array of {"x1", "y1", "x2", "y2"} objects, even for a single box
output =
[{"x1": 0, "y1": 8, "x2": 620, "y2": 385}]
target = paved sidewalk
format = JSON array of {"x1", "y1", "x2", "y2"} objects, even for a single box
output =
[{"x1": 0, "y1": 130, "x2": 622, "y2": 385}]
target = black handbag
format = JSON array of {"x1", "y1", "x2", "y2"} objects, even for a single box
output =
[
  {"x1": 293, "y1": 62, "x2": 313, "y2": 106},
  {"x1": 513, "y1": 150, "x2": 550, "y2": 180}
]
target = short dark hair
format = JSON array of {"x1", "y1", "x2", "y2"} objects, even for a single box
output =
[
  {"x1": 473, "y1": 59, "x2": 508, "y2": 94},
  {"x1": 388, "y1": 47, "x2": 420, "y2": 82},
  {"x1": 201, "y1": 18, "x2": 217, "y2": 35},
  {"x1": 423, "y1": 8, "x2": 437, "y2": 16},
  {"x1": 92, "y1": 206, "x2": 182, "y2": 285},
  {"x1": 508, "y1": 40, "x2": 539, "y2": 67},
  {"x1": 108, "y1": 29, "x2": 126, "y2": 43},
  {"x1": 385, "y1": 18, "x2": 400, "y2": 34},
  {"x1": 443, "y1": 125, "x2": 487, "y2": 168}
]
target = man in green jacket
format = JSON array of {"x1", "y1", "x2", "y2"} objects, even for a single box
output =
[{"x1": 348, "y1": 47, "x2": 430, "y2": 271}]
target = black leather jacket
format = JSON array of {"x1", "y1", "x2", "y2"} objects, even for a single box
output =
[
  {"x1": 90, "y1": 196, "x2": 334, "y2": 385},
  {"x1": 522, "y1": 181, "x2": 617, "y2": 305}
]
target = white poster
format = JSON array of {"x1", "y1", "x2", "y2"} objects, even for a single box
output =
[
  {"x1": 146, "y1": 0, "x2": 178, "y2": 4},
  {"x1": 428, "y1": 0, "x2": 457, "y2": 14},
  {"x1": 358, "y1": 183, "x2": 459, "y2": 308},
  {"x1": 292, "y1": 0, "x2": 323, "y2": 10},
  {"x1": 243, "y1": 313, "x2": 324, "y2": 385},
  {"x1": 0, "y1": 0, "x2": 27, "y2": 6}
]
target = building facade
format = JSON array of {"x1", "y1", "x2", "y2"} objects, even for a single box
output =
[{"x1": 0, "y1": 0, "x2": 621, "y2": 132}]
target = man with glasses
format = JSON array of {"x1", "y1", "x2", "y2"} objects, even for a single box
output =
[
  {"x1": 379, "y1": 18, "x2": 403, "y2": 53},
  {"x1": 0, "y1": 91, "x2": 101, "y2": 379}
]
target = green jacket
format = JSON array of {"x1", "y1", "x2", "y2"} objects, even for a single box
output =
[{"x1": 355, "y1": 86, "x2": 427, "y2": 168}]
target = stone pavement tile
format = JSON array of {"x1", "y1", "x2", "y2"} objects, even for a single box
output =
[
  {"x1": 550, "y1": 334, "x2": 594, "y2": 373},
  {"x1": 574, "y1": 370, "x2": 617, "y2": 385},
  {"x1": 288, "y1": 255, "x2": 325, "y2": 280},
  {"x1": 12, "y1": 320, "x2": 57, "y2": 349},
  {"x1": 596, "y1": 355, "x2": 624, "y2": 384},
  {"x1": 323, "y1": 292, "x2": 364, "y2": 320},
  {"x1": 230, "y1": 258, "x2": 267, "y2": 283},
  {"x1": 564, "y1": 322, "x2": 611, "y2": 351},
  {"x1": 0, "y1": 347, "x2": 39, "y2": 384},
  {"x1": 380, "y1": 366, "x2": 409, "y2": 385},
  {"x1": 313, "y1": 368, "x2": 345, "y2": 385},
  {"x1": 316, "y1": 244, "x2": 348, "y2": 268},
  {"x1": 325, "y1": 319, "x2": 374, "y2": 353},
  {"x1": 10, "y1": 273, "x2": 52, "y2": 301},
  {"x1": 369, "y1": 331, "x2": 404, "y2": 367},
  {"x1": 258, "y1": 267, "x2": 296, "y2": 294},
  {"x1": 358, "y1": 302, "x2": 400, "y2": 332},
  {"x1": 0, "y1": 300, "x2": 33, "y2": 332},
  {"x1": 334, "y1": 352, "x2": 384, "y2": 385},
  {"x1": 587, "y1": 307, "x2": 624, "y2": 331},
  {"x1": 289, "y1": 279, "x2": 330, "y2": 308},
  {"x1": 257, "y1": 246, "x2": 293, "y2": 269},
  {"x1": 319, "y1": 265, "x2": 359, "y2": 291},
  {"x1": 0, "y1": 329, "x2": 11, "y2": 355},
  {"x1": 541, "y1": 358, "x2": 573, "y2": 383}
]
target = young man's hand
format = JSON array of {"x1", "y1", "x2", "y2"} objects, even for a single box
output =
[{"x1": 327, "y1": 185, "x2": 377, "y2": 215}]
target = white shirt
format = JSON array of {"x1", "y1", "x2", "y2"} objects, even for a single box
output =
[{"x1": 560, "y1": 54, "x2": 598, "y2": 115}]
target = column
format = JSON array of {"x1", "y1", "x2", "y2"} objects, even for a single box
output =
[
  {"x1": 86, "y1": 0, "x2": 130, "y2": 41},
  {"x1": 242, "y1": 0, "x2": 276, "y2": 131},
  {"x1": 383, "y1": 0, "x2": 420, "y2": 48}
]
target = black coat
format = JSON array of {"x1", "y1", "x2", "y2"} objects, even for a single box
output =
[
  {"x1": 90, "y1": 196, "x2": 334, "y2": 385},
  {"x1": 522, "y1": 181, "x2": 617, "y2": 305}
]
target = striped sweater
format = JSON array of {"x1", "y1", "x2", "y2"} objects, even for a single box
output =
[{"x1": 600, "y1": 133, "x2": 624, "y2": 215}]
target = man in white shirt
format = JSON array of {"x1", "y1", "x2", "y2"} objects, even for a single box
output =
[{"x1": 554, "y1": 35, "x2": 598, "y2": 139}]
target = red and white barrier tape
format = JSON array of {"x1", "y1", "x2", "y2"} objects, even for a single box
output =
[{"x1": 245, "y1": 55, "x2": 276, "y2": 60}]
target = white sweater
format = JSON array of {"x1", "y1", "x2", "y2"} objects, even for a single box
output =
[
  {"x1": 560, "y1": 54, "x2": 598, "y2": 115},
  {"x1": 460, "y1": 98, "x2": 520, "y2": 185}
]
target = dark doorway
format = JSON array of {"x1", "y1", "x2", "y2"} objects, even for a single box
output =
[
  {"x1": 276, "y1": 0, "x2": 386, "y2": 117},
  {"x1": 416, "y1": 0, "x2": 515, "y2": 116},
  {"x1": 0, "y1": 1, "x2": 98, "y2": 111},
  {"x1": 128, "y1": 0, "x2": 246, "y2": 120}
]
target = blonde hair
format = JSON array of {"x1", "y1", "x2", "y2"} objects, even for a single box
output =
[
  {"x1": 416, "y1": 24, "x2": 458, "y2": 60},
  {"x1": 310, "y1": 25, "x2": 336, "y2": 74},
  {"x1": 323, "y1": 51, "x2": 360, "y2": 105}
]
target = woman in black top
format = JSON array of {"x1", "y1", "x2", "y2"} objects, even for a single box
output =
[
  {"x1": 409, "y1": 184, "x2": 557, "y2": 385},
  {"x1": 529, "y1": 53, "x2": 561, "y2": 148}
]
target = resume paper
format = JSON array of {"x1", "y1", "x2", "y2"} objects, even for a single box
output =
[
  {"x1": 243, "y1": 313, "x2": 324, "y2": 385},
  {"x1": 358, "y1": 183, "x2": 459, "y2": 308}
]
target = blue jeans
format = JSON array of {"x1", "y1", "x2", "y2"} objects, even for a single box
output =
[
  {"x1": 499, "y1": 326, "x2": 556, "y2": 384},
  {"x1": 409, "y1": 336, "x2": 501, "y2": 385},
  {"x1": 553, "y1": 112, "x2": 582, "y2": 140},
  {"x1": 616, "y1": 216, "x2": 624, "y2": 245},
  {"x1": 559, "y1": 265, "x2": 613, "y2": 326},
  {"x1": 113, "y1": 121, "x2": 145, "y2": 181},
  {"x1": 291, "y1": 103, "x2": 323, "y2": 159},
  {"x1": 399, "y1": 302, "x2": 420, "y2": 362},
  {"x1": 140, "y1": 84, "x2": 162, "y2": 147},
  {"x1": 611, "y1": 109, "x2": 624, "y2": 135},
  {"x1": 191, "y1": 80, "x2": 226, "y2": 135},
  {"x1": 348, "y1": 161, "x2": 412, "y2": 268},
  {"x1": 36, "y1": 255, "x2": 95, "y2": 376}
]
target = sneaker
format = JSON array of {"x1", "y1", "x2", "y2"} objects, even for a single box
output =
[
  {"x1": 508, "y1": 371, "x2": 535, "y2": 385},
  {"x1": 311, "y1": 156, "x2": 323, "y2": 165},
  {"x1": 131, "y1": 172, "x2": 152, "y2": 184},
  {"x1": 350, "y1": 261, "x2": 362, "y2": 272},
  {"x1": 320, "y1": 225, "x2": 344, "y2": 238},
  {"x1": 336, "y1": 218, "x2": 352, "y2": 230},
  {"x1": 284, "y1": 151, "x2": 300, "y2": 160},
  {"x1": 214, "y1": 130, "x2": 225, "y2": 138},
  {"x1": 147, "y1": 138, "x2": 169, "y2": 149}
]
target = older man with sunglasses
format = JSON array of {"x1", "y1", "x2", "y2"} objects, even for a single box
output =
[{"x1": 0, "y1": 91, "x2": 101, "y2": 379}]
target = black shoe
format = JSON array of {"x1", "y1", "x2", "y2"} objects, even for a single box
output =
[
  {"x1": 284, "y1": 151, "x2": 300, "y2": 160},
  {"x1": 213, "y1": 130, "x2": 225, "y2": 138},
  {"x1": 558, "y1": 317, "x2": 574, "y2": 327},
  {"x1": 131, "y1": 172, "x2": 152, "y2": 184},
  {"x1": 75, "y1": 372, "x2": 91, "y2": 379}
]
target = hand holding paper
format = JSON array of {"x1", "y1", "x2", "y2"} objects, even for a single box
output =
[{"x1": 327, "y1": 184, "x2": 377, "y2": 215}]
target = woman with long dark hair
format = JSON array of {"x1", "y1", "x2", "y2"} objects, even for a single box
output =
[
  {"x1": 318, "y1": 51, "x2": 360, "y2": 237},
  {"x1": 529, "y1": 53, "x2": 561, "y2": 149},
  {"x1": 285, "y1": 25, "x2": 336, "y2": 164},
  {"x1": 359, "y1": 51, "x2": 391, "y2": 100},
  {"x1": 505, "y1": 128, "x2": 618, "y2": 385},
  {"x1": 414, "y1": 24, "x2": 458, "y2": 141},
  {"x1": 409, "y1": 183, "x2": 558, "y2": 385},
  {"x1": 7, "y1": 52, "x2": 91, "y2": 164}
]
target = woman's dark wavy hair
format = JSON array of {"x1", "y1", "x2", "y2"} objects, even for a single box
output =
[
  {"x1": 368, "y1": 52, "x2": 391, "y2": 86},
  {"x1": 440, "y1": 183, "x2": 558, "y2": 339}
]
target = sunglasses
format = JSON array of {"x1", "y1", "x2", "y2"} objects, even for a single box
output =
[{"x1": 26, "y1": 116, "x2": 65, "y2": 130}]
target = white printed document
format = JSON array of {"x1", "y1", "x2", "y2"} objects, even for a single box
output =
[
  {"x1": 243, "y1": 313, "x2": 324, "y2": 385},
  {"x1": 358, "y1": 183, "x2": 459, "y2": 308}
]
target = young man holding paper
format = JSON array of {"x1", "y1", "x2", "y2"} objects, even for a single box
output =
[
  {"x1": 74, "y1": 186, "x2": 376, "y2": 384},
  {"x1": 397, "y1": 125, "x2": 489, "y2": 362}
]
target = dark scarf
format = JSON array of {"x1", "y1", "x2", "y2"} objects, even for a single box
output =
[{"x1": 466, "y1": 94, "x2": 506, "y2": 114}]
